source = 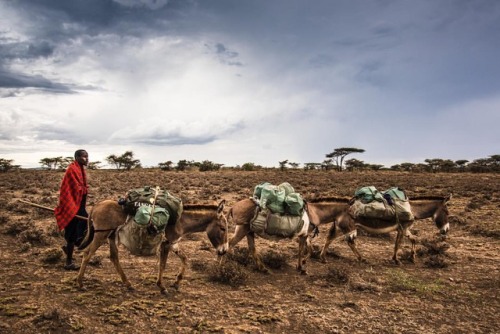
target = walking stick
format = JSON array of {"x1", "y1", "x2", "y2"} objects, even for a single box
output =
[{"x1": 17, "y1": 199, "x2": 88, "y2": 220}]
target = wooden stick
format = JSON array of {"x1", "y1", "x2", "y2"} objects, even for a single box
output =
[{"x1": 17, "y1": 199, "x2": 88, "y2": 220}]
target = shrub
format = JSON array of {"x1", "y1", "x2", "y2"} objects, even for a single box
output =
[
  {"x1": 261, "y1": 249, "x2": 289, "y2": 269},
  {"x1": 207, "y1": 260, "x2": 247, "y2": 287}
]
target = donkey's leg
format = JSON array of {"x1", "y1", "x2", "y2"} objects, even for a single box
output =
[
  {"x1": 108, "y1": 236, "x2": 132, "y2": 289},
  {"x1": 247, "y1": 232, "x2": 267, "y2": 273},
  {"x1": 405, "y1": 229, "x2": 418, "y2": 263},
  {"x1": 297, "y1": 236, "x2": 310, "y2": 275},
  {"x1": 156, "y1": 240, "x2": 171, "y2": 294},
  {"x1": 171, "y1": 243, "x2": 188, "y2": 290},
  {"x1": 320, "y1": 222, "x2": 338, "y2": 263},
  {"x1": 76, "y1": 233, "x2": 107, "y2": 289},
  {"x1": 345, "y1": 230, "x2": 364, "y2": 262},
  {"x1": 392, "y1": 228, "x2": 405, "y2": 265},
  {"x1": 229, "y1": 224, "x2": 250, "y2": 248}
]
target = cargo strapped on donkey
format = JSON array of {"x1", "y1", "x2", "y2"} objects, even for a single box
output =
[
  {"x1": 350, "y1": 186, "x2": 414, "y2": 221},
  {"x1": 117, "y1": 186, "x2": 183, "y2": 256},
  {"x1": 250, "y1": 182, "x2": 308, "y2": 238}
]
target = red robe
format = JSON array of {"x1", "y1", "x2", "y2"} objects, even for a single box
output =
[{"x1": 54, "y1": 161, "x2": 88, "y2": 230}]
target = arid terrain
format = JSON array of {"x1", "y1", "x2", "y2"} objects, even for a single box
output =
[{"x1": 0, "y1": 169, "x2": 498, "y2": 333}]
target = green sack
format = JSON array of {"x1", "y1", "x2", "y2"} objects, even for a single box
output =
[
  {"x1": 354, "y1": 186, "x2": 384, "y2": 203},
  {"x1": 278, "y1": 182, "x2": 295, "y2": 196},
  {"x1": 253, "y1": 182, "x2": 272, "y2": 199},
  {"x1": 124, "y1": 186, "x2": 183, "y2": 226},
  {"x1": 383, "y1": 187, "x2": 408, "y2": 201},
  {"x1": 259, "y1": 184, "x2": 286, "y2": 214},
  {"x1": 284, "y1": 193, "x2": 304, "y2": 216},
  {"x1": 134, "y1": 206, "x2": 170, "y2": 232}
]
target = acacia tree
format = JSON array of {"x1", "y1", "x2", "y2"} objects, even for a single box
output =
[
  {"x1": 88, "y1": 161, "x2": 102, "y2": 170},
  {"x1": 344, "y1": 158, "x2": 365, "y2": 171},
  {"x1": 175, "y1": 159, "x2": 191, "y2": 171},
  {"x1": 106, "y1": 151, "x2": 141, "y2": 170},
  {"x1": 39, "y1": 157, "x2": 64, "y2": 170},
  {"x1": 158, "y1": 161, "x2": 174, "y2": 171},
  {"x1": 326, "y1": 147, "x2": 365, "y2": 171},
  {"x1": 0, "y1": 158, "x2": 20, "y2": 172},
  {"x1": 279, "y1": 160, "x2": 289, "y2": 171},
  {"x1": 304, "y1": 163, "x2": 321, "y2": 170}
]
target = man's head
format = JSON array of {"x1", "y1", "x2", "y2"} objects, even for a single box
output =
[{"x1": 74, "y1": 149, "x2": 88, "y2": 166}]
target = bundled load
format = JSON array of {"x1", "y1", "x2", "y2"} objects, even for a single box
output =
[
  {"x1": 350, "y1": 186, "x2": 414, "y2": 222},
  {"x1": 250, "y1": 182, "x2": 306, "y2": 238},
  {"x1": 117, "y1": 186, "x2": 183, "y2": 256}
]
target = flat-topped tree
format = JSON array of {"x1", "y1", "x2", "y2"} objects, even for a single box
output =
[{"x1": 325, "y1": 147, "x2": 365, "y2": 171}]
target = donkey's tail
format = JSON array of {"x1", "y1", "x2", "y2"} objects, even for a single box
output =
[{"x1": 78, "y1": 208, "x2": 95, "y2": 251}]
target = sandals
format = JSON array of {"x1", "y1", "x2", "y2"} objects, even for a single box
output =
[{"x1": 64, "y1": 262, "x2": 80, "y2": 271}]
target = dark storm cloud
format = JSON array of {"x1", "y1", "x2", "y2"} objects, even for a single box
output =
[
  {"x1": 0, "y1": 0, "x2": 191, "y2": 93},
  {"x1": 137, "y1": 135, "x2": 217, "y2": 146},
  {"x1": 0, "y1": 68, "x2": 74, "y2": 93},
  {"x1": 207, "y1": 43, "x2": 243, "y2": 66}
]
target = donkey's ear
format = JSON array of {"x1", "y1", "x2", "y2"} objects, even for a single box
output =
[
  {"x1": 217, "y1": 199, "x2": 226, "y2": 213},
  {"x1": 444, "y1": 194, "x2": 452, "y2": 203}
]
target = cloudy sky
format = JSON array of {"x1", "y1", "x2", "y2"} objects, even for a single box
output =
[{"x1": 1, "y1": 0, "x2": 499, "y2": 169}]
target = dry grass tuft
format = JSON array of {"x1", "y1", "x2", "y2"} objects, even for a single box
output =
[
  {"x1": 207, "y1": 260, "x2": 248, "y2": 287},
  {"x1": 325, "y1": 266, "x2": 350, "y2": 285},
  {"x1": 2, "y1": 221, "x2": 30, "y2": 235},
  {"x1": 419, "y1": 239, "x2": 450, "y2": 256},
  {"x1": 424, "y1": 255, "x2": 449, "y2": 268},
  {"x1": 40, "y1": 248, "x2": 63, "y2": 264},
  {"x1": 226, "y1": 246, "x2": 252, "y2": 266},
  {"x1": 261, "y1": 249, "x2": 289, "y2": 269}
]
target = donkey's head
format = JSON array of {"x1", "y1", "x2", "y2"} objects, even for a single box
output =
[
  {"x1": 206, "y1": 199, "x2": 229, "y2": 256},
  {"x1": 434, "y1": 194, "x2": 452, "y2": 235}
]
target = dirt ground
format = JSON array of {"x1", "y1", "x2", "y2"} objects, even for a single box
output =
[{"x1": 0, "y1": 169, "x2": 498, "y2": 334}]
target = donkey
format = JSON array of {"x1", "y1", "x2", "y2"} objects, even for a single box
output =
[
  {"x1": 319, "y1": 195, "x2": 452, "y2": 264},
  {"x1": 75, "y1": 199, "x2": 228, "y2": 293},
  {"x1": 227, "y1": 197, "x2": 333, "y2": 275}
]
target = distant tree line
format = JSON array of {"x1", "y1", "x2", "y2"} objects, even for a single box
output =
[{"x1": 1, "y1": 148, "x2": 498, "y2": 173}]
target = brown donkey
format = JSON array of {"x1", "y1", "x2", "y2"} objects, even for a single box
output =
[
  {"x1": 76, "y1": 199, "x2": 228, "y2": 293},
  {"x1": 228, "y1": 198, "x2": 331, "y2": 274},
  {"x1": 320, "y1": 195, "x2": 452, "y2": 264}
]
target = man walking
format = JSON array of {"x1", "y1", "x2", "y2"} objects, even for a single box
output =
[{"x1": 55, "y1": 149, "x2": 89, "y2": 270}]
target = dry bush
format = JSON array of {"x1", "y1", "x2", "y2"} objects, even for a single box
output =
[
  {"x1": 325, "y1": 266, "x2": 350, "y2": 285},
  {"x1": 0, "y1": 213, "x2": 9, "y2": 225},
  {"x1": 417, "y1": 238, "x2": 450, "y2": 268},
  {"x1": 226, "y1": 246, "x2": 252, "y2": 266},
  {"x1": 424, "y1": 255, "x2": 448, "y2": 268},
  {"x1": 207, "y1": 260, "x2": 248, "y2": 287},
  {"x1": 2, "y1": 220, "x2": 30, "y2": 235},
  {"x1": 191, "y1": 259, "x2": 209, "y2": 272},
  {"x1": 40, "y1": 248, "x2": 63, "y2": 264},
  {"x1": 18, "y1": 227, "x2": 50, "y2": 245},
  {"x1": 419, "y1": 239, "x2": 450, "y2": 256},
  {"x1": 261, "y1": 249, "x2": 289, "y2": 269}
]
